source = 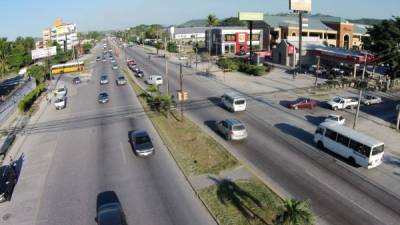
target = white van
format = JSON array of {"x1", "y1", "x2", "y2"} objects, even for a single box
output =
[
  {"x1": 55, "y1": 84, "x2": 67, "y2": 97},
  {"x1": 145, "y1": 75, "x2": 163, "y2": 85},
  {"x1": 221, "y1": 92, "x2": 246, "y2": 112}
]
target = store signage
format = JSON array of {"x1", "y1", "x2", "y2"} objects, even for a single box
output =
[
  {"x1": 288, "y1": 45, "x2": 295, "y2": 55},
  {"x1": 238, "y1": 33, "x2": 246, "y2": 43},
  {"x1": 289, "y1": 0, "x2": 312, "y2": 12},
  {"x1": 255, "y1": 51, "x2": 272, "y2": 57},
  {"x1": 31, "y1": 46, "x2": 57, "y2": 60},
  {"x1": 238, "y1": 12, "x2": 264, "y2": 21}
]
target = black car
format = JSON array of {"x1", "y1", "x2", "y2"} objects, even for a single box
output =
[
  {"x1": 0, "y1": 133, "x2": 16, "y2": 156},
  {"x1": 0, "y1": 165, "x2": 17, "y2": 203},
  {"x1": 129, "y1": 130, "x2": 154, "y2": 157},
  {"x1": 98, "y1": 92, "x2": 109, "y2": 104},
  {"x1": 72, "y1": 77, "x2": 81, "y2": 84},
  {"x1": 96, "y1": 191, "x2": 127, "y2": 225},
  {"x1": 135, "y1": 70, "x2": 144, "y2": 78}
]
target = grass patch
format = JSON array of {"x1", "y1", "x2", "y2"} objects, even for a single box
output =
[
  {"x1": 199, "y1": 178, "x2": 283, "y2": 225},
  {"x1": 125, "y1": 69, "x2": 238, "y2": 176}
]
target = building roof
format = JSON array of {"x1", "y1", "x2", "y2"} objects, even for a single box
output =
[
  {"x1": 353, "y1": 24, "x2": 369, "y2": 34},
  {"x1": 265, "y1": 15, "x2": 335, "y2": 31},
  {"x1": 174, "y1": 27, "x2": 209, "y2": 34}
]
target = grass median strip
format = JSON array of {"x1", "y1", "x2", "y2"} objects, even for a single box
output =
[
  {"x1": 199, "y1": 178, "x2": 282, "y2": 225},
  {"x1": 124, "y1": 68, "x2": 296, "y2": 225}
]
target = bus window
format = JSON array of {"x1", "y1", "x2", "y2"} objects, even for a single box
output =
[
  {"x1": 372, "y1": 145, "x2": 384, "y2": 155},
  {"x1": 325, "y1": 129, "x2": 337, "y2": 141},
  {"x1": 350, "y1": 140, "x2": 370, "y2": 157},
  {"x1": 315, "y1": 127, "x2": 323, "y2": 135},
  {"x1": 337, "y1": 134, "x2": 350, "y2": 147}
]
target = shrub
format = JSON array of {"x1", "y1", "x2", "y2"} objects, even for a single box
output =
[
  {"x1": 216, "y1": 58, "x2": 240, "y2": 71},
  {"x1": 167, "y1": 42, "x2": 178, "y2": 53},
  {"x1": 18, "y1": 84, "x2": 46, "y2": 112},
  {"x1": 238, "y1": 63, "x2": 265, "y2": 76}
]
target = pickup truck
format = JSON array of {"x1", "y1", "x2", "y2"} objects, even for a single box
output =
[
  {"x1": 54, "y1": 96, "x2": 66, "y2": 110},
  {"x1": 327, "y1": 97, "x2": 358, "y2": 111}
]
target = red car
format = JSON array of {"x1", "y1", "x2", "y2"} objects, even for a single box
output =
[{"x1": 289, "y1": 98, "x2": 318, "y2": 110}]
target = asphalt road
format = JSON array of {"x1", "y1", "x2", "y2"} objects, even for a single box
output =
[
  {"x1": 124, "y1": 44, "x2": 400, "y2": 225},
  {"x1": 0, "y1": 44, "x2": 215, "y2": 225}
]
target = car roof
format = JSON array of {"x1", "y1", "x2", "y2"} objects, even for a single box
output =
[
  {"x1": 224, "y1": 118, "x2": 243, "y2": 126},
  {"x1": 132, "y1": 130, "x2": 149, "y2": 137}
]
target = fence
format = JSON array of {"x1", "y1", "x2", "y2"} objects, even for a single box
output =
[{"x1": 0, "y1": 80, "x2": 36, "y2": 125}]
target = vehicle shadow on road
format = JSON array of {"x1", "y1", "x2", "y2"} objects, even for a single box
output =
[
  {"x1": 383, "y1": 155, "x2": 400, "y2": 168},
  {"x1": 208, "y1": 176, "x2": 267, "y2": 223},
  {"x1": 279, "y1": 100, "x2": 292, "y2": 108},
  {"x1": 274, "y1": 123, "x2": 314, "y2": 145},
  {"x1": 305, "y1": 115, "x2": 325, "y2": 126},
  {"x1": 204, "y1": 120, "x2": 225, "y2": 139},
  {"x1": 13, "y1": 153, "x2": 24, "y2": 181}
]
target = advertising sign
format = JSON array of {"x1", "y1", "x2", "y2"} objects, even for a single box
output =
[
  {"x1": 289, "y1": 0, "x2": 312, "y2": 12},
  {"x1": 238, "y1": 12, "x2": 264, "y2": 21},
  {"x1": 288, "y1": 45, "x2": 295, "y2": 55},
  {"x1": 31, "y1": 46, "x2": 57, "y2": 60}
]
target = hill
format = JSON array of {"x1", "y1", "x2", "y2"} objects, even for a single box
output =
[
  {"x1": 348, "y1": 18, "x2": 383, "y2": 26},
  {"x1": 179, "y1": 19, "x2": 208, "y2": 27}
]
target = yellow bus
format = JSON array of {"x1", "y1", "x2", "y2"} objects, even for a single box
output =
[{"x1": 51, "y1": 61, "x2": 84, "y2": 74}]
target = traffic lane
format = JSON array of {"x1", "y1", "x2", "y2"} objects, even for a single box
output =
[
  {"x1": 126, "y1": 46, "x2": 400, "y2": 225},
  {"x1": 102, "y1": 55, "x2": 216, "y2": 225}
]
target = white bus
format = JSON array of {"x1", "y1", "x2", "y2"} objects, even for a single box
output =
[{"x1": 314, "y1": 122, "x2": 384, "y2": 169}]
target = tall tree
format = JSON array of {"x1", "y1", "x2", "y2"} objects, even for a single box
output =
[
  {"x1": 275, "y1": 199, "x2": 315, "y2": 225},
  {"x1": 207, "y1": 14, "x2": 219, "y2": 27},
  {"x1": 0, "y1": 38, "x2": 11, "y2": 76},
  {"x1": 363, "y1": 17, "x2": 400, "y2": 78}
]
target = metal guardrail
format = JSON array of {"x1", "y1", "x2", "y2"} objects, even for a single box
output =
[{"x1": 0, "y1": 80, "x2": 36, "y2": 125}]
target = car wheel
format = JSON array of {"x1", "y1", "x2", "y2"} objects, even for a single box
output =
[
  {"x1": 348, "y1": 157, "x2": 356, "y2": 166},
  {"x1": 317, "y1": 141, "x2": 324, "y2": 150},
  {"x1": 333, "y1": 106, "x2": 338, "y2": 111}
]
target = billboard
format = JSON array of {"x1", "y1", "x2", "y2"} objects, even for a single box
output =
[
  {"x1": 238, "y1": 12, "x2": 264, "y2": 21},
  {"x1": 31, "y1": 46, "x2": 57, "y2": 60},
  {"x1": 289, "y1": 0, "x2": 312, "y2": 12}
]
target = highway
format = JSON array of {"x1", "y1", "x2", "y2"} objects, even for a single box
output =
[
  {"x1": 0, "y1": 44, "x2": 216, "y2": 225},
  {"x1": 124, "y1": 44, "x2": 400, "y2": 225}
]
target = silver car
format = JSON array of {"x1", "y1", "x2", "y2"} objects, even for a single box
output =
[
  {"x1": 361, "y1": 95, "x2": 382, "y2": 105},
  {"x1": 217, "y1": 119, "x2": 247, "y2": 141}
]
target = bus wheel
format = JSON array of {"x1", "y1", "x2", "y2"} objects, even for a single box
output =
[
  {"x1": 317, "y1": 141, "x2": 324, "y2": 150},
  {"x1": 348, "y1": 157, "x2": 356, "y2": 166}
]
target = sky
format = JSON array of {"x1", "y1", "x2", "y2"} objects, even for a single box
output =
[{"x1": 1, "y1": 0, "x2": 399, "y2": 40}]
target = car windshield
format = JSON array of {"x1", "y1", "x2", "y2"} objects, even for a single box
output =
[
  {"x1": 232, "y1": 125, "x2": 245, "y2": 131},
  {"x1": 99, "y1": 93, "x2": 108, "y2": 98},
  {"x1": 372, "y1": 145, "x2": 384, "y2": 155},
  {"x1": 101, "y1": 76, "x2": 107, "y2": 80},
  {"x1": 118, "y1": 77, "x2": 125, "y2": 80},
  {"x1": 333, "y1": 98, "x2": 341, "y2": 103},
  {"x1": 136, "y1": 135, "x2": 150, "y2": 144},
  {"x1": 57, "y1": 88, "x2": 65, "y2": 92},
  {"x1": 55, "y1": 98, "x2": 64, "y2": 103},
  {"x1": 234, "y1": 100, "x2": 245, "y2": 105}
]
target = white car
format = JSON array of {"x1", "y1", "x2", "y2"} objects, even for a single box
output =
[
  {"x1": 327, "y1": 96, "x2": 358, "y2": 111},
  {"x1": 145, "y1": 75, "x2": 163, "y2": 85},
  {"x1": 54, "y1": 96, "x2": 66, "y2": 110},
  {"x1": 55, "y1": 85, "x2": 67, "y2": 97},
  {"x1": 324, "y1": 114, "x2": 345, "y2": 125},
  {"x1": 361, "y1": 95, "x2": 382, "y2": 105},
  {"x1": 100, "y1": 75, "x2": 109, "y2": 84},
  {"x1": 112, "y1": 64, "x2": 119, "y2": 70}
]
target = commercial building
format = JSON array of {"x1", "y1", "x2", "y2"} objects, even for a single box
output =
[
  {"x1": 264, "y1": 14, "x2": 368, "y2": 50},
  {"x1": 169, "y1": 26, "x2": 207, "y2": 43},
  {"x1": 205, "y1": 27, "x2": 262, "y2": 55},
  {"x1": 41, "y1": 19, "x2": 78, "y2": 51}
]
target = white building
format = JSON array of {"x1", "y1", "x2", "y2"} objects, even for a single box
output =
[
  {"x1": 169, "y1": 26, "x2": 207, "y2": 43},
  {"x1": 43, "y1": 19, "x2": 78, "y2": 51}
]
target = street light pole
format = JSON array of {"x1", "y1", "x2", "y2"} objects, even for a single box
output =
[
  {"x1": 353, "y1": 52, "x2": 368, "y2": 129},
  {"x1": 298, "y1": 11, "x2": 303, "y2": 74},
  {"x1": 164, "y1": 37, "x2": 169, "y2": 96}
]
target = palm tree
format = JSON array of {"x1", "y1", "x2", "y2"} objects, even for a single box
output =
[
  {"x1": 207, "y1": 14, "x2": 219, "y2": 27},
  {"x1": 275, "y1": 199, "x2": 315, "y2": 225}
]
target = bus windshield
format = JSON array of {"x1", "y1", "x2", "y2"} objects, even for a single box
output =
[{"x1": 372, "y1": 145, "x2": 384, "y2": 155}]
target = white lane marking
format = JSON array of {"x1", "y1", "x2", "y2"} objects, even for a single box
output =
[{"x1": 120, "y1": 142, "x2": 127, "y2": 164}]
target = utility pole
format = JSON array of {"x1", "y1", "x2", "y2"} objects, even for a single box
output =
[
  {"x1": 314, "y1": 55, "x2": 320, "y2": 88},
  {"x1": 397, "y1": 104, "x2": 400, "y2": 131},
  {"x1": 164, "y1": 37, "x2": 169, "y2": 96},
  {"x1": 353, "y1": 52, "x2": 368, "y2": 129},
  {"x1": 179, "y1": 63, "x2": 184, "y2": 121},
  {"x1": 298, "y1": 11, "x2": 303, "y2": 74}
]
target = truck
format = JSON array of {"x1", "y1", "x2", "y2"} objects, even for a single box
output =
[{"x1": 327, "y1": 96, "x2": 358, "y2": 111}]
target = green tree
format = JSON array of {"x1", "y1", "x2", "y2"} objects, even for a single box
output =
[
  {"x1": 275, "y1": 199, "x2": 315, "y2": 225},
  {"x1": 363, "y1": 17, "x2": 400, "y2": 78},
  {"x1": 207, "y1": 14, "x2": 218, "y2": 27},
  {"x1": 207, "y1": 14, "x2": 219, "y2": 26},
  {"x1": 220, "y1": 17, "x2": 246, "y2": 26},
  {"x1": 82, "y1": 42, "x2": 93, "y2": 54},
  {"x1": 0, "y1": 38, "x2": 11, "y2": 77}
]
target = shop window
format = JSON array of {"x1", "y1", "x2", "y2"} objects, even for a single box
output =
[
  {"x1": 251, "y1": 34, "x2": 260, "y2": 41},
  {"x1": 224, "y1": 45, "x2": 229, "y2": 53},
  {"x1": 343, "y1": 34, "x2": 350, "y2": 49},
  {"x1": 225, "y1": 34, "x2": 236, "y2": 42},
  {"x1": 229, "y1": 45, "x2": 235, "y2": 53}
]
